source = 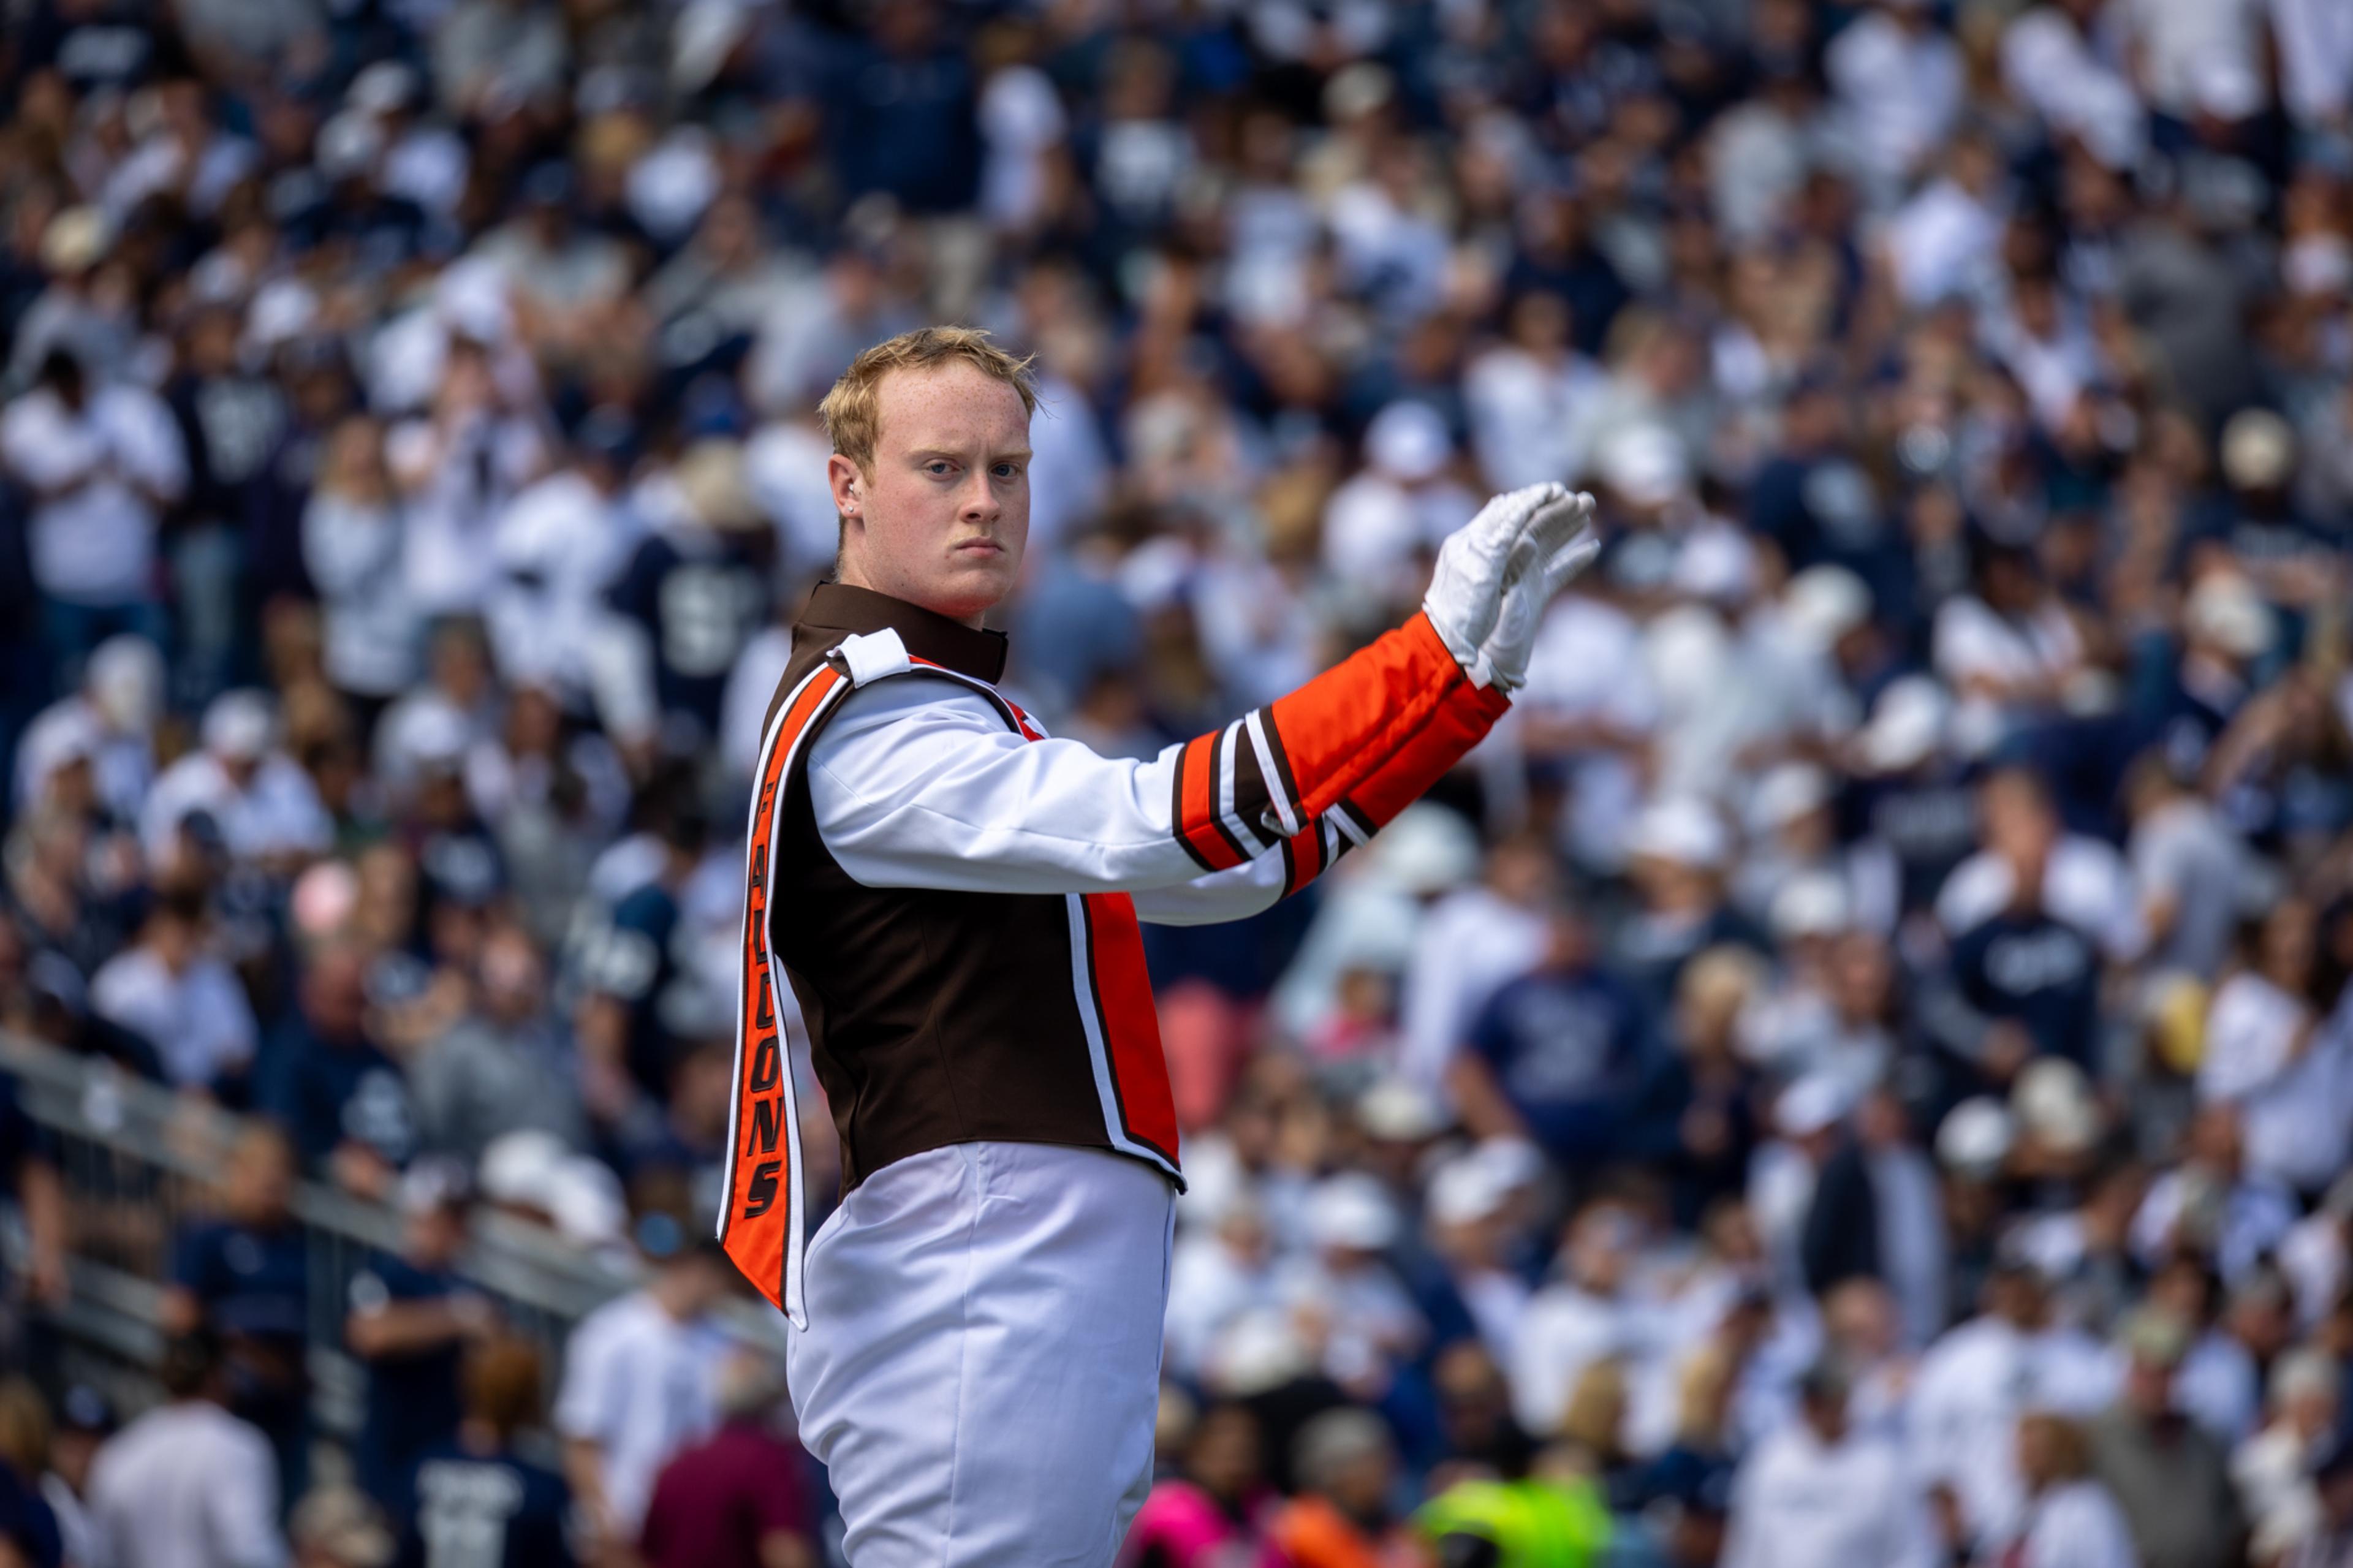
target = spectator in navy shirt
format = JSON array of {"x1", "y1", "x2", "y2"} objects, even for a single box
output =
[
  {"x1": 346, "y1": 1160, "x2": 496, "y2": 1518},
  {"x1": 1449, "y1": 904, "x2": 1651, "y2": 1173},
  {"x1": 398, "y1": 1337, "x2": 575, "y2": 1568},
  {"x1": 164, "y1": 1121, "x2": 313, "y2": 1509},
  {"x1": 262, "y1": 942, "x2": 417, "y2": 1196}
]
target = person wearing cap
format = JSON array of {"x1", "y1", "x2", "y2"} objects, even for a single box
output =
[
  {"x1": 721, "y1": 326, "x2": 1600, "y2": 1567},
  {"x1": 550, "y1": 1234, "x2": 730, "y2": 1552},
  {"x1": 2089, "y1": 1307, "x2": 2248, "y2": 1568},
  {"x1": 397, "y1": 1338, "x2": 574, "y2": 1568},
  {"x1": 2123, "y1": 748, "x2": 2251, "y2": 984},
  {"x1": 484, "y1": 406, "x2": 644, "y2": 711},
  {"x1": 1165, "y1": 1199, "x2": 1284, "y2": 1387},
  {"x1": 1615, "y1": 795, "x2": 1768, "y2": 1015},
  {"x1": 1278, "y1": 1174, "x2": 1428, "y2": 1400},
  {"x1": 12, "y1": 632, "x2": 161, "y2": 824},
  {"x1": 1320, "y1": 398, "x2": 1481, "y2": 608},
  {"x1": 2131, "y1": 1105, "x2": 2299, "y2": 1289},
  {"x1": 343, "y1": 1159, "x2": 497, "y2": 1515},
  {"x1": 1720, "y1": 1356, "x2": 1936, "y2": 1568},
  {"x1": 602, "y1": 437, "x2": 779, "y2": 755},
  {"x1": 138, "y1": 689, "x2": 333, "y2": 871},
  {"x1": 86, "y1": 1329, "x2": 286, "y2": 1568}
]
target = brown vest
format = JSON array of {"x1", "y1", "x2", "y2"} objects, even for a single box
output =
[{"x1": 749, "y1": 584, "x2": 1181, "y2": 1200}]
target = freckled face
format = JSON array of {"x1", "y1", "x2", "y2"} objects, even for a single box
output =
[{"x1": 830, "y1": 363, "x2": 1031, "y2": 626}]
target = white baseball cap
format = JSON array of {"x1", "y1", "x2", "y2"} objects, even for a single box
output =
[{"x1": 1629, "y1": 796, "x2": 1730, "y2": 871}]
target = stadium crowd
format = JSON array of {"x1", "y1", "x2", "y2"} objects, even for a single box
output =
[{"x1": 1, "y1": 0, "x2": 2352, "y2": 1561}]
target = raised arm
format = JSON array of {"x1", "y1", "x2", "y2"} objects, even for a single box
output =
[{"x1": 809, "y1": 487, "x2": 1597, "y2": 903}]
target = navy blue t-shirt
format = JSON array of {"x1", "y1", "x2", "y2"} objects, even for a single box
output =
[
  {"x1": 1468, "y1": 967, "x2": 1648, "y2": 1166},
  {"x1": 172, "y1": 1220, "x2": 309, "y2": 1344},
  {"x1": 260, "y1": 1027, "x2": 418, "y2": 1176},
  {"x1": 397, "y1": 1442, "x2": 575, "y2": 1568},
  {"x1": 349, "y1": 1256, "x2": 467, "y2": 1512},
  {"x1": 1949, "y1": 909, "x2": 2101, "y2": 1070}
]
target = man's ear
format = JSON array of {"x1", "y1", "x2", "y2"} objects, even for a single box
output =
[{"x1": 826, "y1": 452, "x2": 866, "y2": 518}]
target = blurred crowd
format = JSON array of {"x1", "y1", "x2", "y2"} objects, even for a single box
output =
[{"x1": 0, "y1": 0, "x2": 2351, "y2": 1561}]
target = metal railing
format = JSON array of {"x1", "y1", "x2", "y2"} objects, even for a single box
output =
[{"x1": 0, "y1": 1028, "x2": 783, "y2": 1436}]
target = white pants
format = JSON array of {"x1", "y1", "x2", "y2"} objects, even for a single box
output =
[{"x1": 787, "y1": 1142, "x2": 1177, "y2": 1567}]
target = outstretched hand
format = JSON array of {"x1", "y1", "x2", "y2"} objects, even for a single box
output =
[{"x1": 1422, "y1": 483, "x2": 1599, "y2": 691}]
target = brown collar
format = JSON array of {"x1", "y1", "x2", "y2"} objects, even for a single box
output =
[{"x1": 798, "y1": 581, "x2": 1009, "y2": 683}]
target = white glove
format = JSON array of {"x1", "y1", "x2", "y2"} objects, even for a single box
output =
[
  {"x1": 1423, "y1": 482, "x2": 1571, "y2": 687},
  {"x1": 1477, "y1": 490, "x2": 1599, "y2": 693}
]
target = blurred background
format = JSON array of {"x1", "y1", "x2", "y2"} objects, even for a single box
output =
[{"x1": 0, "y1": 0, "x2": 2351, "y2": 1564}]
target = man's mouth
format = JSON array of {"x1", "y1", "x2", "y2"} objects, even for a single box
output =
[{"x1": 954, "y1": 539, "x2": 1004, "y2": 555}]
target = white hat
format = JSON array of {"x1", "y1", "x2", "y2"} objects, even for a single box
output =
[
  {"x1": 347, "y1": 61, "x2": 417, "y2": 116},
  {"x1": 1428, "y1": 1154, "x2": 1515, "y2": 1227},
  {"x1": 1368, "y1": 803, "x2": 1480, "y2": 896},
  {"x1": 1629, "y1": 796, "x2": 1730, "y2": 871},
  {"x1": 400, "y1": 697, "x2": 470, "y2": 773},
  {"x1": 1365, "y1": 400, "x2": 1452, "y2": 483},
  {"x1": 1858, "y1": 676, "x2": 1949, "y2": 773},
  {"x1": 1783, "y1": 564, "x2": 1871, "y2": 652},
  {"x1": 1749, "y1": 762, "x2": 1830, "y2": 835},
  {"x1": 545, "y1": 1156, "x2": 626, "y2": 1246},
  {"x1": 40, "y1": 207, "x2": 112, "y2": 275},
  {"x1": 434, "y1": 257, "x2": 513, "y2": 344},
  {"x1": 315, "y1": 110, "x2": 385, "y2": 181},
  {"x1": 1671, "y1": 524, "x2": 1758, "y2": 604},
  {"x1": 2012, "y1": 1057, "x2": 2101, "y2": 1155},
  {"x1": 1770, "y1": 871, "x2": 1852, "y2": 942},
  {"x1": 245, "y1": 278, "x2": 320, "y2": 353},
  {"x1": 1596, "y1": 423, "x2": 1690, "y2": 508},
  {"x1": 201, "y1": 690, "x2": 275, "y2": 761},
  {"x1": 1936, "y1": 1097, "x2": 2016, "y2": 1176},
  {"x1": 479, "y1": 1130, "x2": 567, "y2": 1211},
  {"x1": 2185, "y1": 571, "x2": 2276, "y2": 661},
  {"x1": 1357, "y1": 1077, "x2": 1444, "y2": 1143},
  {"x1": 18, "y1": 708, "x2": 100, "y2": 803},
  {"x1": 86, "y1": 634, "x2": 162, "y2": 734},
  {"x1": 1474, "y1": 1135, "x2": 1545, "y2": 1192},
  {"x1": 1775, "y1": 1073, "x2": 1852, "y2": 1138},
  {"x1": 1308, "y1": 1173, "x2": 1400, "y2": 1252},
  {"x1": 1210, "y1": 1309, "x2": 1313, "y2": 1396},
  {"x1": 2220, "y1": 409, "x2": 2296, "y2": 493}
]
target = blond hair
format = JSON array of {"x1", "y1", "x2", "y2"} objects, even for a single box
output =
[{"x1": 816, "y1": 326, "x2": 1039, "y2": 478}]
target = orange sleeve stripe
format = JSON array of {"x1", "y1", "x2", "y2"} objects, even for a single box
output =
[
  {"x1": 1172, "y1": 732, "x2": 1243, "y2": 871},
  {"x1": 1262, "y1": 613, "x2": 1503, "y2": 826}
]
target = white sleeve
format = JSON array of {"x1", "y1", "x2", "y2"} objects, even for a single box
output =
[
  {"x1": 808, "y1": 680, "x2": 1210, "y2": 895},
  {"x1": 552, "y1": 1316, "x2": 618, "y2": 1441},
  {"x1": 211, "y1": 1428, "x2": 289, "y2": 1568},
  {"x1": 1129, "y1": 852, "x2": 1294, "y2": 926},
  {"x1": 104, "y1": 388, "x2": 188, "y2": 500}
]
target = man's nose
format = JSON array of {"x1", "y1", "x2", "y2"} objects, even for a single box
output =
[{"x1": 960, "y1": 470, "x2": 999, "y2": 520}]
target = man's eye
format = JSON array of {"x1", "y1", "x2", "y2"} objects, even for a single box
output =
[
  {"x1": 926, "y1": 462, "x2": 952, "y2": 475},
  {"x1": 993, "y1": 464, "x2": 1020, "y2": 479}
]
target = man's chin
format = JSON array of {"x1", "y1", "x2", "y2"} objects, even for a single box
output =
[{"x1": 917, "y1": 558, "x2": 1017, "y2": 623}]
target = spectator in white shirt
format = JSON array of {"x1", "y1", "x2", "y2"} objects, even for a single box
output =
[
  {"x1": 2132, "y1": 1106, "x2": 2300, "y2": 1288},
  {"x1": 552, "y1": 1235, "x2": 730, "y2": 1552},
  {"x1": 1722, "y1": 1357, "x2": 1936, "y2": 1568},
  {"x1": 86, "y1": 1329, "x2": 286, "y2": 1568},
  {"x1": 1825, "y1": 0, "x2": 1965, "y2": 197},
  {"x1": 2003, "y1": 1411, "x2": 2140, "y2": 1568},
  {"x1": 2197, "y1": 900, "x2": 2353, "y2": 1198},
  {"x1": 1908, "y1": 1260, "x2": 2123, "y2": 1551},
  {"x1": 1398, "y1": 834, "x2": 1555, "y2": 1094},
  {"x1": 1510, "y1": 1199, "x2": 1658, "y2": 1439},
  {"x1": 0, "y1": 347, "x2": 187, "y2": 662},
  {"x1": 89, "y1": 889, "x2": 259, "y2": 1092},
  {"x1": 13, "y1": 632, "x2": 162, "y2": 823},
  {"x1": 139, "y1": 692, "x2": 334, "y2": 873},
  {"x1": 302, "y1": 417, "x2": 420, "y2": 710},
  {"x1": 2234, "y1": 1347, "x2": 2338, "y2": 1562}
]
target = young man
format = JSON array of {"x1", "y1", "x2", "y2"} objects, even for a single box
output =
[{"x1": 721, "y1": 325, "x2": 1597, "y2": 1565}]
